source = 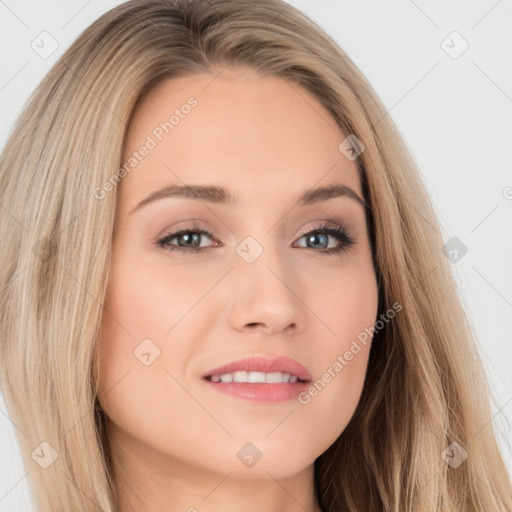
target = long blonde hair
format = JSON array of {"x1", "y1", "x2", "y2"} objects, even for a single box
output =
[{"x1": 0, "y1": 0, "x2": 510, "y2": 510}]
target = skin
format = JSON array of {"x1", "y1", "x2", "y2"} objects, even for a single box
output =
[{"x1": 95, "y1": 66, "x2": 379, "y2": 512}]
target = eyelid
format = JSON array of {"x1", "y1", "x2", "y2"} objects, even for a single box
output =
[
  {"x1": 155, "y1": 218, "x2": 346, "y2": 243},
  {"x1": 152, "y1": 219, "x2": 212, "y2": 244},
  {"x1": 296, "y1": 219, "x2": 345, "y2": 237}
]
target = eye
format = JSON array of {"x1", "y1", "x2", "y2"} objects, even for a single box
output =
[
  {"x1": 155, "y1": 223, "x2": 218, "y2": 254},
  {"x1": 293, "y1": 223, "x2": 356, "y2": 255},
  {"x1": 155, "y1": 222, "x2": 356, "y2": 256}
]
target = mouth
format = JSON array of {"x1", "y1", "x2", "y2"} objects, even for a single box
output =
[
  {"x1": 203, "y1": 371, "x2": 310, "y2": 384},
  {"x1": 201, "y1": 355, "x2": 312, "y2": 403}
]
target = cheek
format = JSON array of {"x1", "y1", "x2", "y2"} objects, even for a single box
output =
[
  {"x1": 310, "y1": 251, "x2": 378, "y2": 347},
  {"x1": 97, "y1": 253, "x2": 217, "y2": 378},
  {"x1": 94, "y1": 248, "x2": 226, "y2": 411},
  {"x1": 94, "y1": 260, "x2": 189, "y2": 416},
  {"x1": 94, "y1": 263, "x2": 205, "y2": 457},
  {"x1": 296, "y1": 257, "x2": 378, "y2": 440},
  {"x1": 105, "y1": 258, "x2": 207, "y2": 334}
]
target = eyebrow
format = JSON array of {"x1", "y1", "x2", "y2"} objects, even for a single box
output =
[{"x1": 128, "y1": 183, "x2": 369, "y2": 214}]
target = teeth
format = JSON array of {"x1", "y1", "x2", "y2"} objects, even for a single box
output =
[
  {"x1": 209, "y1": 371, "x2": 301, "y2": 384},
  {"x1": 265, "y1": 372, "x2": 285, "y2": 383}
]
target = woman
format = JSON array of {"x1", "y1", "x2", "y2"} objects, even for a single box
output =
[{"x1": 0, "y1": 0, "x2": 510, "y2": 511}]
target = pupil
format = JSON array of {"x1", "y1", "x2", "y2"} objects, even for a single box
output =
[
  {"x1": 308, "y1": 233, "x2": 327, "y2": 249},
  {"x1": 180, "y1": 233, "x2": 200, "y2": 248}
]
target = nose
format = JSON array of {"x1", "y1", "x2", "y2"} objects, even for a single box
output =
[{"x1": 227, "y1": 247, "x2": 305, "y2": 336}]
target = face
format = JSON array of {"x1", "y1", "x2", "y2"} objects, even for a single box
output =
[{"x1": 95, "y1": 67, "x2": 379, "y2": 482}]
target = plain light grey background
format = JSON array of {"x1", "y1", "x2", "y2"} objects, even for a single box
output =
[{"x1": 0, "y1": 1, "x2": 511, "y2": 510}]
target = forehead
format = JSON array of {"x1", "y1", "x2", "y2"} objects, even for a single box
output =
[{"x1": 119, "y1": 67, "x2": 363, "y2": 208}]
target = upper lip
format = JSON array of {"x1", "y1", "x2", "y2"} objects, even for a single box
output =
[{"x1": 202, "y1": 355, "x2": 313, "y2": 382}]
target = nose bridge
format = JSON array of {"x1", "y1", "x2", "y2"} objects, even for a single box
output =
[
  {"x1": 239, "y1": 241, "x2": 288, "y2": 291},
  {"x1": 235, "y1": 221, "x2": 290, "y2": 288}
]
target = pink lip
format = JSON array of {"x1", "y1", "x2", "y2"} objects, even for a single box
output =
[
  {"x1": 201, "y1": 355, "x2": 313, "y2": 403},
  {"x1": 202, "y1": 355, "x2": 313, "y2": 382}
]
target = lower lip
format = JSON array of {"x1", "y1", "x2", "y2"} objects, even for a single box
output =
[{"x1": 203, "y1": 379, "x2": 310, "y2": 403}]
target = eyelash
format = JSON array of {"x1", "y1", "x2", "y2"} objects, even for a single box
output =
[{"x1": 155, "y1": 222, "x2": 356, "y2": 256}]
